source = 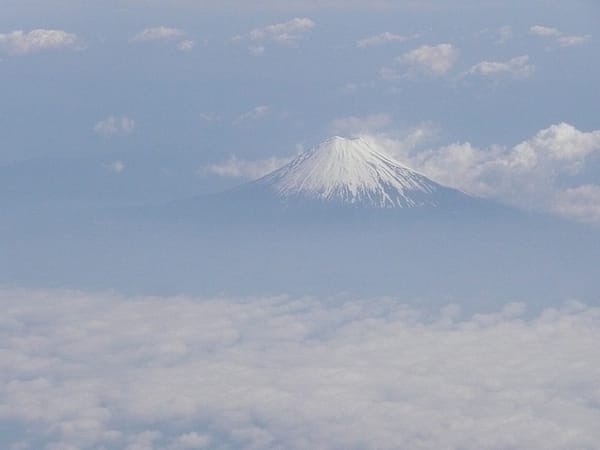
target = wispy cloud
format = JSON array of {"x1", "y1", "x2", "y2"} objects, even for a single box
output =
[
  {"x1": 530, "y1": 25, "x2": 590, "y2": 48},
  {"x1": 356, "y1": 31, "x2": 413, "y2": 48},
  {"x1": 466, "y1": 55, "x2": 534, "y2": 79},
  {"x1": 93, "y1": 116, "x2": 136, "y2": 138},
  {"x1": 330, "y1": 113, "x2": 393, "y2": 135},
  {"x1": 202, "y1": 155, "x2": 292, "y2": 179},
  {"x1": 0, "y1": 29, "x2": 80, "y2": 55},
  {"x1": 103, "y1": 160, "x2": 126, "y2": 174},
  {"x1": 233, "y1": 17, "x2": 315, "y2": 54},
  {"x1": 249, "y1": 17, "x2": 315, "y2": 44},
  {"x1": 177, "y1": 39, "x2": 195, "y2": 51},
  {"x1": 131, "y1": 26, "x2": 196, "y2": 51},
  {"x1": 233, "y1": 105, "x2": 271, "y2": 124},
  {"x1": 131, "y1": 26, "x2": 184, "y2": 42},
  {"x1": 530, "y1": 25, "x2": 562, "y2": 37},
  {"x1": 2, "y1": 288, "x2": 600, "y2": 449}
]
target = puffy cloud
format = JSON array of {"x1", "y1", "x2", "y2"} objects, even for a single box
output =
[
  {"x1": 131, "y1": 26, "x2": 184, "y2": 42},
  {"x1": 0, "y1": 29, "x2": 80, "y2": 55},
  {"x1": 1, "y1": 288, "x2": 600, "y2": 449},
  {"x1": 397, "y1": 43, "x2": 458, "y2": 76},
  {"x1": 202, "y1": 155, "x2": 292, "y2": 179},
  {"x1": 365, "y1": 122, "x2": 600, "y2": 223},
  {"x1": 93, "y1": 116, "x2": 136, "y2": 137},
  {"x1": 356, "y1": 31, "x2": 412, "y2": 48},
  {"x1": 530, "y1": 25, "x2": 590, "y2": 48},
  {"x1": 467, "y1": 55, "x2": 534, "y2": 78}
]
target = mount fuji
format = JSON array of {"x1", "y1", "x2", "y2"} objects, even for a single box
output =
[
  {"x1": 248, "y1": 136, "x2": 468, "y2": 209},
  {"x1": 186, "y1": 135, "x2": 499, "y2": 224}
]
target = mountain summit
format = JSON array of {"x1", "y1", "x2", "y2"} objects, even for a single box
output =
[{"x1": 248, "y1": 136, "x2": 470, "y2": 209}]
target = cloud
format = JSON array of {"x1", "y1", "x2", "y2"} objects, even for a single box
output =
[
  {"x1": 177, "y1": 40, "x2": 195, "y2": 51},
  {"x1": 131, "y1": 26, "x2": 184, "y2": 42},
  {"x1": 467, "y1": 55, "x2": 534, "y2": 78},
  {"x1": 1, "y1": 288, "x2": 600, "y2": 450},
  {"x1": 93, "y1": 116, "x2": 136, "y2": 137},
  {"x1": 530, "y1": 25, "x2": 590, "y2": 48},
  {"x1": 0, "y1": 29, "x2": 80, "y2": 55},
  {"x1": 202, "y1": 155, "x2": 292, "y2": 179},
  {"x1": 249, "y1": 17, "x2": 315, "y2": 44},
  {"x1": 396, "y1": 43, "x2": 458, "y2": 77},
  {"x1": 329, "y1": 113, "x2": 393, "y2": 135},
  {"x1": 556, "y1": 35, "x2": 590, "y2": 48},
  {"x1": 233, "y1": 17, "x2": 314, "y2": 53},
  {"x1": 553, "y1": 185, "x2": 600, "y2": 224},
  {"x1": 365, "y1": 122, "x2": 600, "y2": 223},
  {"x1": 496, "y1": 25, "x2": 513, "y2": 44},
  {"x1": 356, "y1": 32, "x2": 412, "y2": 48},
  {"x1": 233, "y1": 105, "x2": 271, "y2": 124},
  {"x1": 530, "y1": 25, "x2": 561, "y2": 37},
  {"x1": 103, "y1": 160, "x2": 126, "y2": 174}
]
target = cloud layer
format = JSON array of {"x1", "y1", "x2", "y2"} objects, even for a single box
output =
[{"x1": 1, "y1": 289, "x2": 600, "y2": 450}]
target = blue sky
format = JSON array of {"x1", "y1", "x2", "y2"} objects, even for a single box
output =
[{"x1": 1, "y1": 0, "x2": 600, "y2": 221}]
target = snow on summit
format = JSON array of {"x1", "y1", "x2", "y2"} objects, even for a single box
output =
[{"x1": 253, "y1": 136, "x2": 460, "y2": 208}]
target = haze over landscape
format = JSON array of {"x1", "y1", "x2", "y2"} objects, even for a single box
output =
[{"x1": 1, "y1": 1, "x2": 599, "y2": 449}]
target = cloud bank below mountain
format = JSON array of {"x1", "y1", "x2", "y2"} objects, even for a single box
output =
[{"x1": 2, "y1": 289, "x2": 600, "y2": 450}]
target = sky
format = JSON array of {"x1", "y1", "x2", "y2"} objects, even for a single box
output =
[
  {"x1": 2, "y1": 2, "x2": 600, "y2": 449},
  {"x1": 1, "y1": 0, "x2": 600, "y2": 222}
]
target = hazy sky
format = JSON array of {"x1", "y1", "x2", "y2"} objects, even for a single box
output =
[
  {"x1": 2, "y1": 3, "x2": 600, "y2": 449},
  {"x1": 1, "y1": 0, "x2": 599, "y2": 222}
]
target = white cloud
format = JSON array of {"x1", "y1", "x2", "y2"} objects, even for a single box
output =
[
  {"x1": 365, "y1": 122, "x2": 600, "y2": 222},
  {"x1": 94, "y1": 116, "x2": 136, "y2": 138},
  {"x1": 397, "y1": 43, "x2": 458, "y2": 76},
  {"x1": 234, "y1": 17, "x2": 314, "y2": 53},
  {"x1": 530, "y1": 25, "x2": 561, "y2": 37},
  {"x1": 0, "y1": 29, "x2": 80, "y2": 55},
  {"x1": 530, "y1": 25, "x2": 590, "y2": 48},
  {"x1": 249, "y1": 17, "x2": 315, "y2": 44},
  {"x1": 556, "y1": 35, "x2": 590, "y2": 48},
  {"x1": 467, "y1": 55, "x2": 534, "y2": 78},
  {"x1": 2, "y1": 288, "x2": 600, "y2": 449},
  {"x1": 553, "y1": 185, "x2": 600, "y2": 224},
  {"x1": 177, "y1": 40, "x2": 195, "y2": 51},
  {"x1": 203, "y1": 155, "x2": 292, "y2": 179},
  {"x1": 356, "y1": 31, "x2": 412, "y2": 49},
  {"x1": 233, "y1": 105, "x2": 271, "y2": 124},
  {"x1": 131, "y1": 26, "x2": 184, "y2": 42}
]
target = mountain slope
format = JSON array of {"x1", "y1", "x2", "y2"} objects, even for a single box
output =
[{"x1": 236, "y1": 136, "x2": 479, "y2": 210}]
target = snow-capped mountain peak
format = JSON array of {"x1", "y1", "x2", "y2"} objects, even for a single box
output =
[{"x1": 252, "y1": 136, "x2": 457, "y2": 208}]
